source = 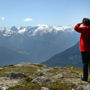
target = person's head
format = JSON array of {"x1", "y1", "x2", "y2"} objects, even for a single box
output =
[{"x1": 82, "y1": 18, "x2": 90, "y2": 26}]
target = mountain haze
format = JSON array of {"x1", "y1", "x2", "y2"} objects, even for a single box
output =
[
  {"x1": 0, "y1": 47, "x2": 29, "y2": 66},
  {"x1": 0, "y1": 25, "x2": 79, "y2": 65}
]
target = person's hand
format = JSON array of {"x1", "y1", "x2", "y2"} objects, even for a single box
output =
[{"x1": 78, "y1": 23, "x2": 83, "y2": 25}]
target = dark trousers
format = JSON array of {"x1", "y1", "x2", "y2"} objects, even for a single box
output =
[{"x1": 81, "y1": 52, "x2": 90, "y2": 80}]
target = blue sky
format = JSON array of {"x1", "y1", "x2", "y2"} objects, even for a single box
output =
[{"x1": 0, "y1": 0, "x2": 90, "y2": 27}]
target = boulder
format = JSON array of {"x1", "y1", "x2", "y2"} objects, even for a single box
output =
[
  {"x1": 5, "y1": 72, "x2": 26, "y2": 79},
  {"x1": 51, "y1": 73, "x2": 64, "y2": 79},
  {"x1": 0, "y1": 67, "x2": 4, "y2": 71},
  {"x1": 37, "y1": 71, "x2": 45, "y2": 76},
  {"x1": 0, "y1": 86, "x2": 8, "y2": 90},
  {"x1": 32, "y1": 76, "x2": 55, "y2": 85},
  {"x1": 0, "y1": 77, "x2": 24, "y2": 87}
]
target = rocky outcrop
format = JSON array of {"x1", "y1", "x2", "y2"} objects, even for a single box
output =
[
  {"x1": 14, "y1": 62, "x2": 39, "y2": 67},
  {"x1": 0, "y1": 77, "x2": 24, "y2": 87},
  {"x1": 32, "y1": 76, "x2": 55, "y2": 85},
  {"x1": 0, "y1": 63, "x2": 90, "y2": 90},
  {"x1": 0, "y1": 72, "x2": 26, "y2": 88},
  {"x1": 5, "y1": 72, "x2": 26, "y2": 79}
]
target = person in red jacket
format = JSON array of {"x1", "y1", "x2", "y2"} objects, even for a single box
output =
[{"x1": 74, "y1": 18, "x2": 90, "y2": 82}]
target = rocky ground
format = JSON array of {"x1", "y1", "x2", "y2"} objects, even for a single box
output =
[{"x1": 0, "y1": 62, "x2": 90, "y2": 90}]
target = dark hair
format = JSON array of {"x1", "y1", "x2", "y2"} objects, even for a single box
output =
[{"x1": 82, "y1": 18, "x2": 90, "y2": 25}]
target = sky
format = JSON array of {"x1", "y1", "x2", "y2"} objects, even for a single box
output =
[{"x1": 0, "y1": 0, "x2": 90, "y2": 27}]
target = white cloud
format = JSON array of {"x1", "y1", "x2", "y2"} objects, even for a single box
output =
[
  {"x1": 24, "y1": 18, "x2": 32, "y2": 22},
  {"x1": 1, "y1": 17, "x2": 6, "y2": 21}
]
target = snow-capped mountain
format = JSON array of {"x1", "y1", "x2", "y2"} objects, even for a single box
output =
[
  {"x1": 0, "y1": 25, "x2": 80, "y2": 65},
  {"x1": 0, "y1": 25, "x2": 74, "y2": 37}
]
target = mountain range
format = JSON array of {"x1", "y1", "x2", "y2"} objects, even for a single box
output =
[{"x1": 0, "y1": 25, "x2": 80, "y2": 66}]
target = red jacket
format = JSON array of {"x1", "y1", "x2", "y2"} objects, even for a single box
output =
[{"x1": 74, "y1": 23, "x2": 90, "y2": 53}]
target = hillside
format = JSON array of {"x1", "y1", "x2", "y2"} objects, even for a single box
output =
[
  {"x1": 0, "y1": 62, "x2": 90, "y2": 90},
  {"x1": 41, "y1": 42, "x2": 82, "y2": 67}
]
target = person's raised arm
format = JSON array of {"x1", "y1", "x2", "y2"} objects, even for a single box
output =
[
  {"x1": 74, "y1": 23, "x2": 83, "y2": 33},
  {"x1": 74, "y1": 23, "x2": 88, "y2": 33}
]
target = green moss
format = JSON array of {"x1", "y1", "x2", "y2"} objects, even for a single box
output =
[
  {"x1": 50, "y1": 68, "x2": 59, "y2": 73},
  {"x1": 0, "y1": 66, "x2": 38, "y2": 77},
  {"x1": 48, "y1": 79, "x2": 77, "y2": 90},
  {"x1": 7, "y1": 81, "x2": 41, "y2": 90},
  {"x1": 34, "y1": 64, "x2": 45, "y2": 68}
]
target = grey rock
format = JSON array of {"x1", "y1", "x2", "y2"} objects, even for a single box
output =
[
  {"x1": 51, "y1": 73, "x2": 64, "y2": 79},
  {"x1": 36, "y1": 68, "x2": 54, "y2": 77},
  {"x1": 0, "y1": 86, "x2": 8, "y2": 90},
  {"x1": 37, "y1": 67, "x2": 54, "y2": 73},
  {"x1": 0, "y1": 67, "x2": 3, "y2": 71},
  {"x1": 37, "y1": 71, "x2": 45, "y2": 76},
  {"x1": 77, "y1": 85, "x2": 90, "y2": 90},
  {"x1": 0, "y1": 77, "x2": 24, "y2": 87},
  {"x1": 41, "y1": 87, "x2": 49, "y2": 90},
  {"x1": 32, "y1": 76, "x2": 55, "y2": 85},
  {"x1": 5, "y1": 72, "x2": 26, "y2": 79}
]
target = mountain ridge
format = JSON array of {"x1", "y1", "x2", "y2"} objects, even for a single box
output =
[{"x1": 41, "y1": 42, "x2": 82, "y2": 67}]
